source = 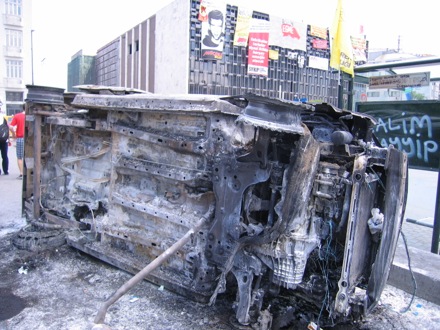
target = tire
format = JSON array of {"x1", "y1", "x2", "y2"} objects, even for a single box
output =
[{"x1": 12, "y1": 224, "x2": 66, "y2": 251}]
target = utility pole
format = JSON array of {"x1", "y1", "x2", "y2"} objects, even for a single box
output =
[{"x1": 31, "y1": 29, "x2": 35, "y2": 85}]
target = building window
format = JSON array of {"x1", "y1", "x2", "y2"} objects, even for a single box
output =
[
  {"x1": 6, "y1": 29, "x2": 23, "y2": 48},
  {"x1": 6, "y1": 103, "x2": 23, "y2": 116},
  {"x1": 367, "y1": 91, "x2": 380, "y2": 97},
  {"x1": 6, "y1": 60, "x2": 23, "y2": 78},
  {"x1": 129, "y1": 44, "x2": 132, "y2": 55},
  {"x1": 6, "y1": 91, "x2": 23, "y2": 102},
  {"x1": 5, "y1": 0, "x2": 22, "y2": 16},
  {"x1": 135, "y1": 40, "x2": 139, "y2": 51}
]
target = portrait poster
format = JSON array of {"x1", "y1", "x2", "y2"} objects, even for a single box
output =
[
  {"x1": 233, "y1": 7, "x2": 253, "y2": 47},
  {"x1": 269, "y1": 16, "x2": 307, "y2": 51},
  {"x1": 247, "y1": 19, "x2": 270, "y2": 76},
  {"x1": 201, "y1": 2, "x2": 226, "y2": 60}
]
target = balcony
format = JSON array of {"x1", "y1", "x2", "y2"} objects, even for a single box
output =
[
  {"x1": 3, "y1": 45, "x2": 23, "y2": 58},
  {"x1": 2, "y1": 14, "x2": 22, "y2": 26},
  {"x1": 3, "y1": 77, "x2": 23, "y2": 88}
]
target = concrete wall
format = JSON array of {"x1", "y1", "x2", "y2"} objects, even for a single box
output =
[
  {"x1": 154, "y1": 0, "x2": 190, "y2": 94},
  {"x1": 119, "y1": 20, "x2": 153, "y2": 92},
  {"x1": 95, "y1": 0, "x2": 191, "y2": 94},
  {"x1": 96, "y1": 39, "x2": 120, "y2": 87}
]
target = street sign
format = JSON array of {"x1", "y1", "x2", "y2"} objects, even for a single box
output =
[{"x1": 369, "y1": 72, "x2": 430, "y2": 90}]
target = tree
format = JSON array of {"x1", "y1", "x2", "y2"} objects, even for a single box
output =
[{"x1": 411, "y1": 90, "x2": 425, "y2": 100}]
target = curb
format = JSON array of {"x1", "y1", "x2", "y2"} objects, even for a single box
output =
[{"x1": 388, "y1": 242, "x2": 440, "y2": 305}]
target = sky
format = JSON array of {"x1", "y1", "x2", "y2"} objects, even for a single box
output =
[{"x1": 31, "y1": 0, "x2": 440, "y2": 89}]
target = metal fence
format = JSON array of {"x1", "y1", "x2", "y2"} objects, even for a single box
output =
[{"x1": 188, "y1": 0, "x2": 339, "y2": 104}]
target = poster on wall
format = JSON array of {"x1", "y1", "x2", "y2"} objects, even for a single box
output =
[
  {"x1": 269, "y1": 16, "x2": 307, "y2": 52},
  {"x1": 307, "y1": 24, "x2": 329, "y2": 70},
  {"x1": 233, "y1": 7, "x2": 253, "y2": 47},
  {"x1": 201, "y1": 1, "x2": 226, "y2": 60},
  {"x1": 310, "y1": 25, "x2": 328, "y2": 40},
  {"x1": 351, "y1": 36, "x2": 367, "y2": 64},
  {"x1": 311, "y1": 39, "x2": 329, "y2": 50},
  {"x1": 269, "y1": 49, "x2": 279, "y2": 60},
  {"x1": 198, "y1": 0, "x2": 209, "y2": 21},
  {"x1": 247, "y1": 19, "x2": 270, "y2": 76},
  {"x1": 308, "y1": 55, "x2": 329, "y2": 71}
]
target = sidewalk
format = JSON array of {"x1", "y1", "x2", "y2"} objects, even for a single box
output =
[
  {"x1": 388, "y1": 168, "x2": 440, "y2": 306},
  {"x1": 0, "y1": 144, "x2": 26, "y2": 236},
  {"x1": 390, "y1": 241, "x2": 440, "y2": 305},
  {"x1": 402, "y1": 168, "x2": 438, "y2": 252}
]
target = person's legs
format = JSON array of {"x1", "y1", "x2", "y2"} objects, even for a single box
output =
[
  {"x1": 16, "y1": 138, "x2": 24, "y2": 178},
  {"x1": 0, "y1": 141, "x2": 8, "y2": 174},
  {"x1": 17, "y1": 158, "x2": 23, "y2": 176}
]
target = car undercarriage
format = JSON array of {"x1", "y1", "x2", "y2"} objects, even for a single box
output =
[{"x1": 21, "y1": 86, "x2": 407, "y2": 329}]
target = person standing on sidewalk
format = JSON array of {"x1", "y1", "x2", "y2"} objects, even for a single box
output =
[
  {"x1": 0, "y1": 114, "x2": 10, "y2": 175},
  {"x1": 9, "y1": 105, "x2": 25, "y2": 179}
]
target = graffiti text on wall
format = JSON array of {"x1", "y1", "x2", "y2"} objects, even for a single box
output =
[
  {"x1": 376, "y1": 114, "x2": 438, "y2": 164},
  {"x1": 357, "y1": 101, "x2": 440, "y2": 171}
]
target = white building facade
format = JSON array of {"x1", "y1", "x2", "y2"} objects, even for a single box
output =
[{"x1": 0, "y1": 0, "x2": 32, "y2": 116}]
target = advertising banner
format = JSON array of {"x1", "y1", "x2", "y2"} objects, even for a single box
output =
[
  {"x1": 198, "y1": 0, "x2": 209, "y2": 21},
  {"x1": 351, "y1": 36, "x2": 367, "y2": 64},
  {"x1": 201, "y1": 2, "x2": 226, "y2": 60},
  {"x1": 233, "y1": 7, "x2": 253, "y2": 47},
  {"x1": 308, "y1": 55, "x2": 329, "y2": 71},
  {"x1": 269, "y1": 49, "x2": 279, "y2": 60},
  {"x1": 247, "y1": 19, "x2": 270, "y2": 76},
  {"x1": 312, "y1": 39, "x2": 329, "y2": 50},
  {"x1": 269, "y1": 16, "x2": 307, "y2": 52},
  {"x1": 369, "y1": 72, "x2": 430, "y2": 90},
  {"x1": 310, "y1": 25, "x2": 328, "y2": 39}
]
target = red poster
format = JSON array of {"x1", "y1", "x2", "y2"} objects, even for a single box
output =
[
  {"x1": 312, "y1": 39, "x2": 329, "y2": 50},
  {"x1": 247, "y1": 19, "x2": 270, "y2": 76},
  {"x1": 198, "y1": 0, "x2": 208, "y2": 21}
]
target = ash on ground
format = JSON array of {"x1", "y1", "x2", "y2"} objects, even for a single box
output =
[{"x1": 1, "y1": 233, "x2": 439, "y2": 330}]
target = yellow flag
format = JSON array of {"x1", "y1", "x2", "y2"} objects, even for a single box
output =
[{"x1": 330, "y1": 0, "x2": 354, "y2": 76}]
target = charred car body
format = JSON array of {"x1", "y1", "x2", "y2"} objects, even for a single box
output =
[{"x1": 21, "y1": 86, "x2": 407, "y2": 328}]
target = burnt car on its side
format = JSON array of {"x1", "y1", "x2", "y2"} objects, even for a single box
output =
[{"x1": 20, "y1": 86, "x2": 407, "y2": 329}]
